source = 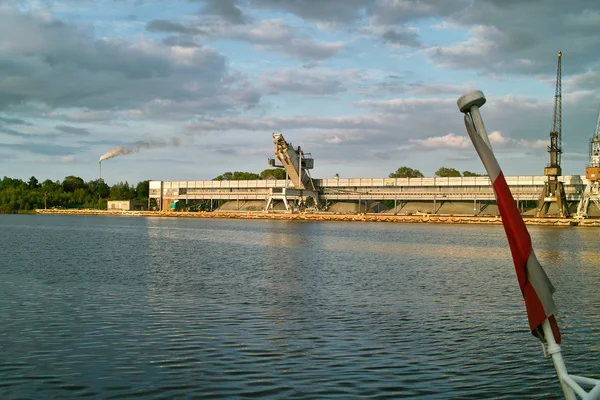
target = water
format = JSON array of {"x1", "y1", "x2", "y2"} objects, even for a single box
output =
[{"x1": 0, "y1": 215, "x2": 598, "y2": 399}]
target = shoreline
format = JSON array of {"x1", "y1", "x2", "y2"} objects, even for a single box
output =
[{"x1": 30, "y1": 209, "x2": 600, "y2": 227}]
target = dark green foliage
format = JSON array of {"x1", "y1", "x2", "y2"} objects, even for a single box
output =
[
  {"x1": 389, "y1": 167, "x2": 424, "y2": 178},
  {"x1": 109, "y1": 182, "x2": 136, "y2": 200},
  {"x1": 214, "y1": 169, "x2": 288, "y2": 181},
  {"x1": 435, "y1": 167, "x2": 462, "y2": 177},
  {"x1": 213, "y1": 171, "x2": 261, "y2": 181},
  {"x1": 136, "y1": 180, "x2": 150, "y2": 199},
  {"x1": 0, "y1": 175, "x2": 148, "y2": 213},
  {"x1": 62, "y1": 176, "x2": 85, "y2": 192},
  {"x1": 462, "y1": 170, "x2": 487, "y2": 177},
  {"x1": 259, "y1": 168, "x2": 286, "y2": 180},
  {"x1": 28, "y1": 176, "x2": 39, "y2": 189}
]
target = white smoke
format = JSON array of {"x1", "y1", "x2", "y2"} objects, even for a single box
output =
[{"x1": 99, "y1": 137, "x2": 181, "y2": 162}]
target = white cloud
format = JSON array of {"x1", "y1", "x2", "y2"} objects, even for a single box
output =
[
  {"x1": 406, "y1": 130, "x2": 547, "y2": 151},
  {"x1": 409, "y1": 133, "x2": 470, "y2": 149},
  {"x1": 59, "y1": 155, "x2": 75, "y2": 163}
]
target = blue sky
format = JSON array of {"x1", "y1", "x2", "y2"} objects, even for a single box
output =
[{"x1": 1, "y1": 0, "x2": 599, "y2": 185}]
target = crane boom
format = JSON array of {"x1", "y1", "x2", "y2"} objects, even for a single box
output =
[
  {"x1": 271, "y1": 133, "x2": 315, "y2": 191},
  {"x1": 552, "y1": 51, "x2": 562, "y2": 166},
  {"x1": 536, "y1": 51, "x2": 569, "y2": 217}
]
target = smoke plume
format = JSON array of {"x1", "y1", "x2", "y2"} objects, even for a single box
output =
[{"x1": 99, "y1": 137, "x2": 181, "y2": 162}]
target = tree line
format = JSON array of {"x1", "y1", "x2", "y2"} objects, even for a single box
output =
[
  {"x1": 214, "y1": 167, "x2": 487, "y2": 181},
  {"x1": 388, "y1": 166, "x2": 486, "y2": 178},
  {"x1": 0, "y1": 176, "x2": 149, "y2": 214}
]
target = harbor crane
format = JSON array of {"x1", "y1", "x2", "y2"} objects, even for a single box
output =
[
  {"x1": 265, "y1": 133, "x2": 319, "y2": 211},
  {"x1": 576, "y1": 109, "x2": 600, "y2": 218},
  {"x1": 536, "y1": 51, "x2": 570, "y2": 217}
]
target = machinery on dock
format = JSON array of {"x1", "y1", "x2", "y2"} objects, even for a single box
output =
[
  {"x1": 266, "y1": 133, "x2": 319, "y2": 211},
  {"x1": 576, "y1": 109, "x2": 600, "y2": 218},
  {"x1": 536, "y1": 51, "x2": 570, "y2": 218}
]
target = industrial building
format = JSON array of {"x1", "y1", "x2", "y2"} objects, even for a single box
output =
[
  {"x1": 149, "y1": 132, "x2": 592, "y2": 216},
  {"x1": 107, "y1": 200, "x2": 143, "y2": 211}
]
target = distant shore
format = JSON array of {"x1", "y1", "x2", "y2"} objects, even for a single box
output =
[{"x1": 31, "y1": 209, "x2": 600, "y2": 227}]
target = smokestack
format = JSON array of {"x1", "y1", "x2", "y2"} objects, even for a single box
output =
[{"x1": 99, "y1": 161, "x2": 102, "y2": 181}]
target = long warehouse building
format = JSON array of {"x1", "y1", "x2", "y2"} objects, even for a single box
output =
[{"x1": 149, "y1": 175, "x2": 588, "y2": 216}]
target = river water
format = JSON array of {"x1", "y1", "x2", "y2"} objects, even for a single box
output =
[{"x1": 0, "y1": 215, "x2": 598, "y2": 399}]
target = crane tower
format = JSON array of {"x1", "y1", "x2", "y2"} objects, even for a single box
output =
[
  {"x1": 535, "y1": 51, "x2": 570, "y2": 217},
  {"x1": 576, "y1": 109, "x2": 600, "y2": 218}
]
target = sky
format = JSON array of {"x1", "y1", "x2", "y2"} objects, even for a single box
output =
[{"x1": 1, "y1": 0, "x2": 599, "y2": 185}]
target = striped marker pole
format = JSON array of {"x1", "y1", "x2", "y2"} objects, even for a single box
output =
[{"x1": 457, "y1": 91, "x2": 599, "y2": 400}]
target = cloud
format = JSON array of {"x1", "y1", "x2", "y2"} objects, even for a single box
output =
[
  {"x1": 249, "y1": 0, "x2": 600, "y2": 77},
  {"x1": 146, "y1": 19, "x2": 204, "y2": 35},
  {"x1": 60, "y1": 155, "x2": 75, "y2": 163},
  {"x1": 55, "y1": 125, "x2": 90, "y2": 135},
  {"x1": 1, "y1": 142, "x2": 85, "y2": 156},
  {"x1": 162, "y1": 36, "x2": 200, "y2": 48},
  {"x1": 408, "y1": 131, "x2": 548, "y2": 151},
  {"x1": 564, "y1": 69, "x2": 600, "y2": 92},
  {"x1": 0, "y1": 126, "x2": 57, "y2": 139},
  {"x1": 0, "y1": 6, "x2": 260, "y2": 118},
  {"x1": 148, "y1": 18, "x2": 346, "y2": 60},
  {"x1": 427, "y1": 1, "x2": 600, "y2": 77},
  {"x1": 410, "y1": 82, "x2": 478, "y2": 95},
  {"x1": 201, "y1": 0, "x2": 246, "y2": 24},
  {"x1": 260, "y1": 68, "x2": 362, "y2": 95},
  {"x1": 369, "y1": 0, "x2": 458, "y2": 26},
  {"x1": 380, "y1": 28, "x2": 421, "y2": 47},
  {"x1": 252, "y1": 0, "x2": 372, "y2": 25},
  {"x1": 410, "y1": 133, "x2": 470, "y2": 149},
  {"x1": 0, "y1": 116, "x2": 31, "y2": 125}
]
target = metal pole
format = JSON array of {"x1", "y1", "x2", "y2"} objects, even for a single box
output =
[
  {"x1": 541, "y1": 320, "x2": 577, "y2": 400},
  {"x1": 459, "y1": 90, "x2": 600, "y2": 400}
]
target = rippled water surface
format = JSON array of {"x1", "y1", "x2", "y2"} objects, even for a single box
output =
[{"x1": 1, "y1": 214, "x2": 599, "y2": 399}]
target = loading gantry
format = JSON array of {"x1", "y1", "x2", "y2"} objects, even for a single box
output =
[
  {"x1": 576, "y1": 108, "x2": 600, "y2": 218},
  {"x1": 265, "y1": 133, "x2": 319, "y2": 212},
  {"x1": 536, "y1": 51, "x2": 570, "y2": 218}
]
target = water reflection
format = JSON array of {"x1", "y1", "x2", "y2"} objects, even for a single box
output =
[{"x1": 0, "y1": 215, "x2": 598, "y2": 399}]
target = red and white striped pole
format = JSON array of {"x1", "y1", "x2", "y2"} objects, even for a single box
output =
[{"x1": 457, "y1": 90, "x2": 599, "y2": 400}]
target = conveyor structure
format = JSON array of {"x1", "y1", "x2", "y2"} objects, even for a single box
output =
[{"x1": 265, "y1": 133, "x2": 319, "y2": 211}]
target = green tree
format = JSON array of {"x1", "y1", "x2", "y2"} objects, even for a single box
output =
[
  {"x1": 260, "y1": 168, "x2": 286, "y2": 180},
  {"x1": 435, "y1": 167, "x2": 461, "y2": 177},
  {"x1": 0, "y1": 176, "x2": 26, "y2": 190},
  {"x1": 213, "y1": 171, "x2": 260, "y2": 181},
  {"x1": 62, "y1": 176, "x2": 85, "y2": 192},
  {"x1": 213, "y1": 172, "x2": 233, "y2": 181},
  {"x1": 41, "y1": 179, "x2": 60, "y2": 191},
  {"x1": 389, "y1": 167, "x2": 424, "y2": 178},
  {"x1": 462, "y1": 171, "x2": 486, "y2": 177},
  {"x1": 109, "y1": 182, "x2": 136, "y2": 200},
  {"x1": 28, "y1": 176, "x2": 39, "y2": 189},
  {"x1": 87, "y1": 179, "x2": 110, "y2": 199},
  {"x1": 136, "y1": 180, "x2": 150, "y2": 199}
]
